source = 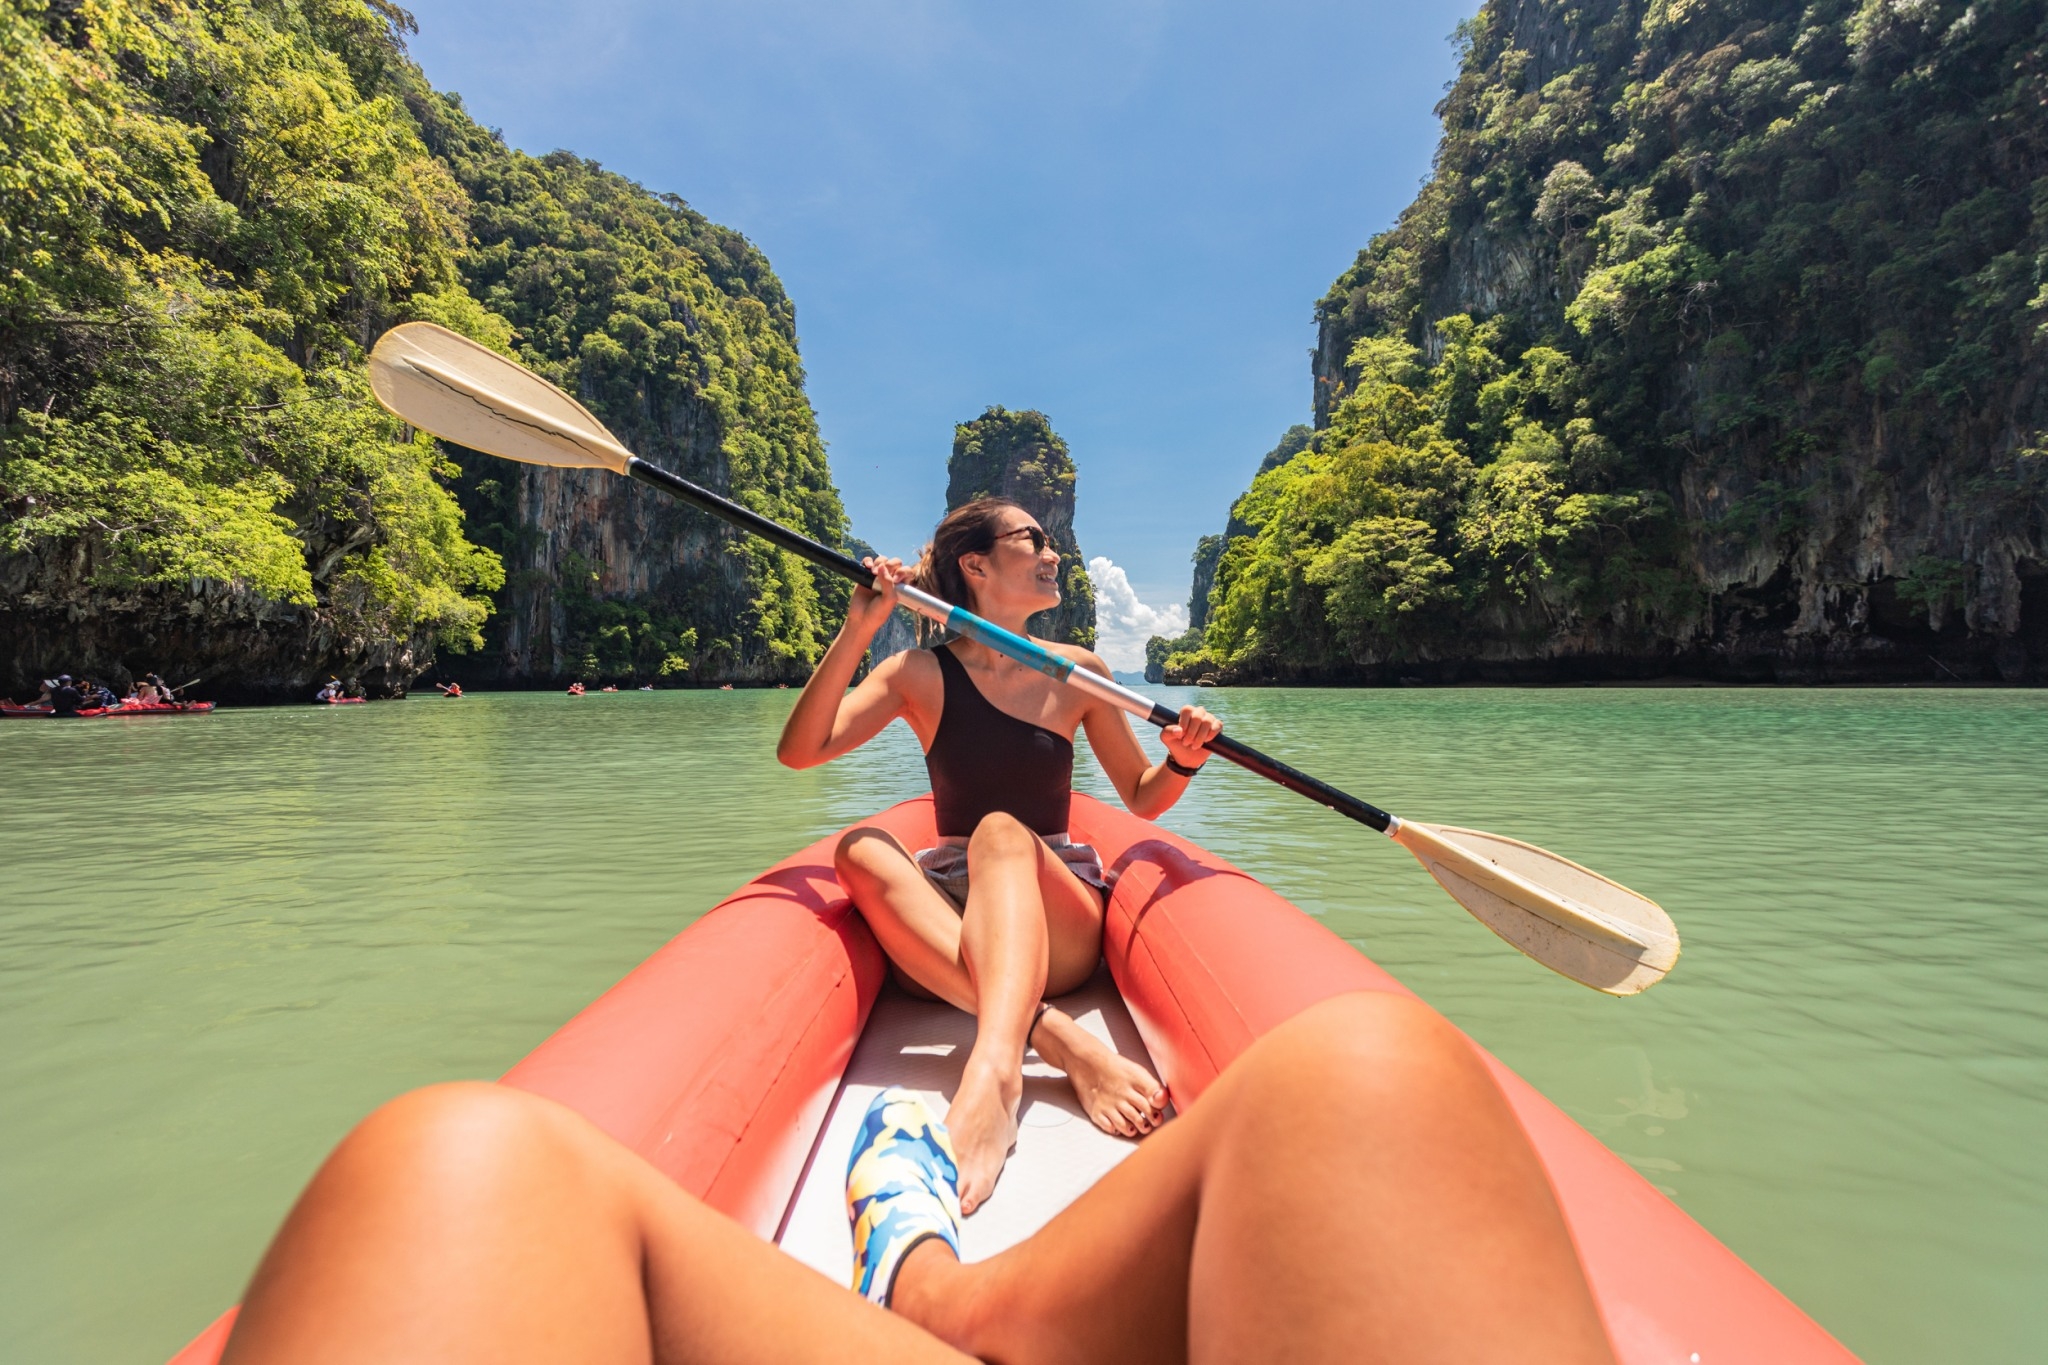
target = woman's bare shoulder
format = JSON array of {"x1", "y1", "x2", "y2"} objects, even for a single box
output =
[
  {"x1": 874, "y1": 645, "x2": 942, "y2": 699},
  {"x1": 1043, "y1": 640, "x2": 1114, "y2": 678}
]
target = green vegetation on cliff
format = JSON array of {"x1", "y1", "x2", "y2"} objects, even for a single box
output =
[
  {"x1": 408, "y1": 87, "x2": 846, "y2": 683},
  {"x1": 0, "y1": 0, "x2": 501, "y2": 666},
  {"x1": 947, "y1": 405, "x2": 1096, "y2": 647},
  {"x1": 1182, "y1": 0, "x2": 2048, "y2": 683},
  {"x1": 0, "y1": 0, "x2": 842, "y2": 692}
]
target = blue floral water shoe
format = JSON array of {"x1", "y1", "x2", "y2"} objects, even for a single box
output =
[{"x1": 847, "y1": 1087, "x2": 962, "y2": 1307}]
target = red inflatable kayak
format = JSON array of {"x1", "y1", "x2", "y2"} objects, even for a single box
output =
[
  {"x1": 168, "y1": 794, "x2": 1854, "y2": 1364},
  {"x1": 0, "y1": 702, "x2": 216, "y2": 718}
]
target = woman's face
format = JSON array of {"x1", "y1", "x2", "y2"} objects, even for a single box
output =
[{"x1": 962, "y1": 507, "x2": 1061, "y2": 617}]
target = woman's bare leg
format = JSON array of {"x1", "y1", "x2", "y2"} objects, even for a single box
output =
[
  {"x1": 892, "y1": 991, "x2": 1617, "y2": 1365},
  {"x1": 221, "y1": 1083, "x2": 970, "y2": 1365},
  {"x1": 834, "y1": 820, "x2": 1165, "y2": 1208}
]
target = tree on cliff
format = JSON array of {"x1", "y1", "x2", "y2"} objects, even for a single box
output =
[
  {"x1": 0, "y1": 0, "x2": 503, "y2": 695},
  {"x1": 946, "y1": 406, "x2": 1097, "y2": 648},
  {"x1": 407, "y1": 86, "x2": 848, "y2": 686},
  {"x1": 0, "y1": 0, "x2": 846, "y2": 695},
  {"x1": 1185, "y1": 0, "x2": 2048, "y2": 684}
]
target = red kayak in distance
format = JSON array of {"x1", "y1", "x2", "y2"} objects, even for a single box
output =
[
  {"x1": 0, "y1": 702, "x2": 217, "y2": 719},
  {"x1": 315, "y1": 697, "x2": 367, "y2": 705}
]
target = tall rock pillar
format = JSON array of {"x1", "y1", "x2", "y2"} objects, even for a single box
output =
[{"x1": 945, "y1": 407, "x2": 1097, "y2": 648}]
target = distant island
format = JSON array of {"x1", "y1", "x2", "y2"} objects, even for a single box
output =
[{"x1": 1155, "y1": 0, "x2": 2048, "y2": 686}]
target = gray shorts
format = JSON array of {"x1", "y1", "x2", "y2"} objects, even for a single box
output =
[{"x1": 914, "y1": 835, "x2": 1110, "y2": 913}]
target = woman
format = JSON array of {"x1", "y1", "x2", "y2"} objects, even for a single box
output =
[
  {"x1": 218, "y1": 992, "x2": 1618, "y2": 1364},
  {"x1": 777, "y1": 498, "x2": 1221, "y2": 1214}
]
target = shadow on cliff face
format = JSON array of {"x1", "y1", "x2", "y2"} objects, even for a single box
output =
[
  {"x1": 2011, "y1": 562, "x2": 2048, "y2": 683},
  {"x1": 0, "y1": 568, "x2": 425, "y2": 704}
]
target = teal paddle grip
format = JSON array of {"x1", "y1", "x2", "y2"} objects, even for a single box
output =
[{"x1": 944, "y1": 608, "x2": 1075, "y2": 681}]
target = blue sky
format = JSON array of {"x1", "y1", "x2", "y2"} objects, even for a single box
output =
[{"x1": 402, "y1": 0, "x2": 1472, "y2": 666}]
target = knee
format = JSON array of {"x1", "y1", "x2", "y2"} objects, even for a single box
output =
[
  {"x1": 834, "y1": 826, "x2": 899, "y2": 881},
  {"x1": 343, "y1": 1082, "x2": 568, "y2": 1177},
  {"x1": 965, "y1": 811, "x2": 1037, "y2": 865},
  {"x1": 1234, "y1": 992, "x2": 1483, "y2": 1111}
]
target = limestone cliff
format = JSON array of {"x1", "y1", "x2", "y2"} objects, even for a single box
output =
[
  {"x1": 944, "y1": 407, "x2": 1097, "y2": 648},
  {"x1": 868, "y1": 406, "x2": 1099, "y2": 664},
  {"x1": 1188, "y1": 0, "x2": 2048, "y2": 685},
  {"x1": 0, "y1": 3, "x2": 842, "y2": 701},
  {"x1": 1144, "y1": 426, "x2": 1308, "y2": 681},
  {"x1": 414, "y1": 94, "x2": 846, "y2": 687}
]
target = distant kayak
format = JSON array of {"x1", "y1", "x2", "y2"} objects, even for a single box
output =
[
  {"x1": 1, "y1": 702, "x2": 216, "y2": 719},
  {"x1": 316, "y1": 697, "x2": 367, "y2": 706}
]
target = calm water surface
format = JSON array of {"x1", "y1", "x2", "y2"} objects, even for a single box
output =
[{"x1": 2, "y1": 688, "x2": 2043, "y2": 1362}]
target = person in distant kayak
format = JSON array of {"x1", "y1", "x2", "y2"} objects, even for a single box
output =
[
  {"x1": 49, "y1": 675, "x2": 84, "y2": 716},
  {"x1": 779, "y1": 497, "x2": 1222, "y2": 1214},
  {"x1": 212, "y1": 993, "x2": 1619, "y2": 1365},
  {"x1": 133, "y1": 678, "x2": 161, "y2": 704}
]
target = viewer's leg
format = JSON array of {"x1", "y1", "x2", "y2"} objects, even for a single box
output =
[
  {"x1": 835, "y1": 826, "x2": 1165, "y2": 1155},
  {"x1": 222, "y1": 1083, "x2": 970, "y2": 1365},
  {"x1": 893, "y1": 991, "x2": 1616, "y2": 1365}
]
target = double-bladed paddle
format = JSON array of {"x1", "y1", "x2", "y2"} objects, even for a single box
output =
[{"x1": 369, "y1": 321, "x2": 1680, "y2": 995}]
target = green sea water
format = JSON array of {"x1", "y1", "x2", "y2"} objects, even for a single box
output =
[{"x1": 1, "y1": 687, "x2": 2042, "y2": 1362}]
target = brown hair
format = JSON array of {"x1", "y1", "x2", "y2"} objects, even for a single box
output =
[{"x1": 911, "y1": 497, "x2": 1025, "y2": 642}]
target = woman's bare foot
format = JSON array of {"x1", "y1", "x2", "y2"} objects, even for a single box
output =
[
  {"x1": 1033, "y1": 1008, "x2": 1168, "y2": 1138},
  {"x1": 946, "y1": 1056, "x2": 1020, "y2": 1215}
]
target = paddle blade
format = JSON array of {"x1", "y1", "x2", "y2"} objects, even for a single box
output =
[
  {"x1": 1391, "y1": 821, "x2": 1679, "y2": 996},
  {"x1": 369, "y1": 322, "x2": 631, "y2": 473}
]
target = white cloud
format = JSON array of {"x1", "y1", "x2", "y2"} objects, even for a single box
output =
[{"x1": 1087, "y1": 556, "x2": 1187, "y2": 673}]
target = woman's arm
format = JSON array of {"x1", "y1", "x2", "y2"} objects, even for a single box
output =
[
  {"x1": 1072, "y1": 650, "x2": 1222, "y2": 820},
  {"x1": 776, "y1": 559, "x2": 919, "y2": 770}
]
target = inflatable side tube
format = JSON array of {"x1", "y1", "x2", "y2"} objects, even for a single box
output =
[
  {"x1": 169, "y1": 827, "x2": 890, "y2": 1365},
  {"x1": 498, "y1": 833, "x2": 888, "y2": 1234},
  {"x1": 1074, "y1": 795, "x2": 1856, "y2": 1365}
]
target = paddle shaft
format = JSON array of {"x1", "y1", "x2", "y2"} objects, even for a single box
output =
[{"x1": 625, "y1": 458, "x2": 1397, "y2": 834}]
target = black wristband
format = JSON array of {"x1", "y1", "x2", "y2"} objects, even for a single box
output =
[{"x1": 1164, "y1": 755, "x2": 1203, "y2": 778}]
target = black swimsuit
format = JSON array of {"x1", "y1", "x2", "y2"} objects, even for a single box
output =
[{"x1": 925, "y1": 644, "x2": 1072, "y2": 838}]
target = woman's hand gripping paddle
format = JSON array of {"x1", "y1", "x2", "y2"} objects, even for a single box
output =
[{"x1": 369, "y1": 321, "x2": 1681, "y2": 995}]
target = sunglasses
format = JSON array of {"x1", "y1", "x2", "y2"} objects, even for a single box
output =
[{"x1": 992, "y1": 526, "x2": 1050, "y2": 555}]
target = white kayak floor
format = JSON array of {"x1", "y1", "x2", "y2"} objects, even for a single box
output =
[{"x1": 776, "y1": 967, "x2": 1162, "y2": 1281}]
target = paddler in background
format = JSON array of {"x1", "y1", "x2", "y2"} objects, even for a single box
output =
[
  {"x1": 777, "y1": 497, "x2": 1222, "y2": 1215},
  {"x1": 49, "y1": 675, "x2": 83, "y2": 716}
]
